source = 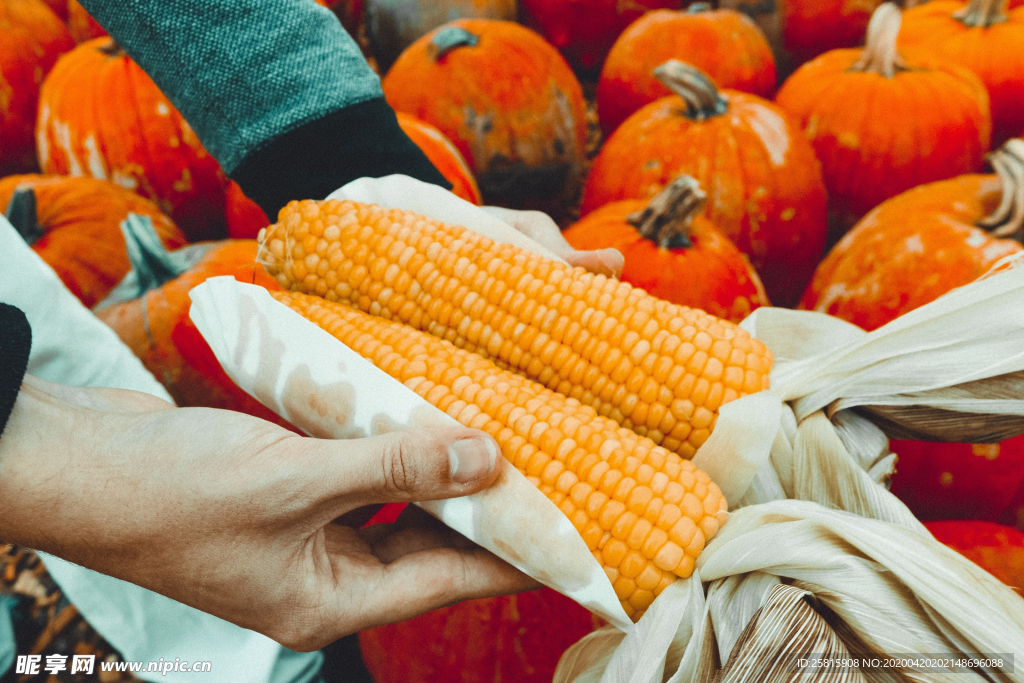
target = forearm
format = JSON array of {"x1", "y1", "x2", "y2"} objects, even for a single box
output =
[
  {"x1": 76, "y1": 0, "x2": 450, "y2": 218},
  {"x1": 0, "y1": 377, "x2": 173, "y2": 554}
]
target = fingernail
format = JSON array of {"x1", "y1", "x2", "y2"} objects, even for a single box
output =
[
  {"x1": 448, "y1": 437, "x2": 498, "y2": 484},
  {"x1": 599, "y1": 249, "x2": 625, "y2": 276}
]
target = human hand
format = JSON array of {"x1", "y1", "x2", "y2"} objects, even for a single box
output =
[
  {"x1": 481, "y1": 206, "x2": 625, "y2": 278},
  {"x1": 0, "y1": 376, "x2": 535, "y2": 651}
]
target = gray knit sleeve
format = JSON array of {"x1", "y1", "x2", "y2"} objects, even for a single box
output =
[{"x1": 76, "y1": 0, "x2": 384, "y2": 174}]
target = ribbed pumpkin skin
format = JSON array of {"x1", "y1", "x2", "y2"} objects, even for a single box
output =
[
  {"x1": 36, "y1": 38, "x2": 229, "y2": 242},
  {"x1": 360, "y1": 589, "x2": 602, "y2": 683},
  {"x1": 224, "y1": 180, "x2": 270, "y2": 241},
  {"x1": 519, "y1": 0, "x2": 683, "y2": 72},
  {"x1": 800, "y1": 174, "x2": 1022, "y2": 331},
  {"x1": 899, "y1": 2, "x2": 1024, "y2": 147},
  {"x1": 925, "y1": 521, "x2": 1024, "y2": 587},
  {"x1": 597, "y1": 9, "x2": 776, "y2": 135},
  {"x1": 383, "y1": 20, "x2": 587, "y2": 213},
  {"x1": 0, "y1": 174, "x2": 187, "y2": 307},
  {"x1": 719, "y1": 0, "x2": 883, "y2": 73},
  {"x1": 96, "y1": 241, "x2": 292, "y2": 426},
  {"x1": 396, "y1": 112, "x2": 482, "y2": 205},
  {"x1": 563, "y1": 199, "x2": 769, "y2": 323},
  {"x1": 66, "y1": 0, "x2": 107, "y2": 42},
  {"x1": 775, "y1": 49, "x2": 991, "y2": 228},
  {"x1": 891, "y1": 438, "x2": 1024, "y2": 524},
  {"x1": 581, "y1": 92, "x2": 827, "y2": 307},
  {"x1": 39, "y1": 0, "x2": 63, "y2": 18},
  {"x1": 0, "y1": 0, "x2": 74, "y2": 175}
]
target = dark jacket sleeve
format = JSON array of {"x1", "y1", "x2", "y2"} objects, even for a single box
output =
[
  {"x1": 76, "y1": 0, "x2": 450, "y2": 219},
  {"x1": 0, "y1": 304, "x2": 31, "y2": 438}
]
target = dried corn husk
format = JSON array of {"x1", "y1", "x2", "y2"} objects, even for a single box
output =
[{"x1": 190, "y1": 176, "x2": 1024, "y2": 678}]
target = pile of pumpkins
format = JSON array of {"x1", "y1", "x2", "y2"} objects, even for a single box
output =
[{"x1": 2, "y1": 0, "x2": 1024, "y2": 681}]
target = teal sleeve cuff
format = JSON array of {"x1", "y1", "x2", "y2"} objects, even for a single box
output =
[{"x1": 76, "y1": 0, "x2": 384, "y2": 174}]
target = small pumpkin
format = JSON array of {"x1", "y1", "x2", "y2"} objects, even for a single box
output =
[
  {"x1": 396, "y1": 112, "x2": 482, "y2": 205},
  {"x1": 0, "y1": 0, "x2": 74, "y2": 175},
  {"x1": 66, "y1": 0, "x2": 107, "y2": 43},
  {"x1": 564, "y1": 176, "x2": 769, "y2": 323},
  {"x1": 800, "y1": 139, "x2": 1024, "y2": 330},
  {"x1": 95, "y1": 215, "x2": 292, "y2": 427},
  {"x1": 366, "y1": 0, "x2": 516, "y2": 71},
  {"x1": 383, "y1": 20, "x2": 587, "y2": 215},
  {"x1": 719, "y1": 0, "x2": 884, "y2": 76},
  {"x1": 775, "y1": 4, "x2": 992, "y2": 235},
  {"x1": 890, "y1": 438, "x2": 1024, "y2": 524},
  {"x1": 37, "y1": 38, "x2": 229, "y2": 242},
  {"x1": 924, "y1": 521, "x2": 1024, "y2": 590},
  {"x1": 360, "y1": 588, "x2": 602, "y2": 683},
  {"x1": 582, "y1": 61, "x2": 827, "y2": 307},
  {"x1": 519, "y1": 0, "x2": 683, "y2": 73},
  {"x1": 597, "y1": 4, "x2": 776, "y2": 135},
  {"x1": 0, "y1": 174, "x2": 186, "y2": 308},
  {"x1": 899, "y1": 0, "x2": 1024, "y2": 147}
]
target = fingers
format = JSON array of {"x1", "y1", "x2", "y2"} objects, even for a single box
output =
[
  {"x1": 480, "y1": 206, "x2": 625, "y2": 278},
  {"x1": 562, "y1": 248, "x2": 625, "y2": 279},
  {"x1": 342, "y1": 546, "x2": 539, "y2": 632},
  {"x1": 364, "y1": 504, "x2": 475, "y2": 563},
  {"x1": 308, "y1": 426, "x2": 501, "y2": 514}
]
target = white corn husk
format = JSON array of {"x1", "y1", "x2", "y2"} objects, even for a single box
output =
[{"x1": 189, "y1": 176, "x2": 1024, "y2": 680}]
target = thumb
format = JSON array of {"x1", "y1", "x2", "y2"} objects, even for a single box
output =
[{"x1": 316, "y1": 427, "x2": 501, "y2": 511}]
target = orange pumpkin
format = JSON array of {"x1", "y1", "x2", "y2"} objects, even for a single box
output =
[
  {"x1": 66, "y1": 0, "x2": 107, "y2": 43},
  {"x1": 890, "y1": 438, "x2": 1024, "y2": 524},
  {"x1": 597, "y1": 5, "x2": 776, "y2": 135},
  {"x1": 224, "y1": 180, "x2": 271, "y2": 241},
  {"x1": 37, "y1": 39, "x2": 229, "y2": 242},
  {"x1": 0, "y1": 0, "x2": 74, "y2": 175},
  {"x1": 582, "y1": 61, "x2": 827, "y2": 307},
  {"x1": 39, "y1": 0, "x2": 63, "y2": 19},
  {"x1": 366, "y1": 0, "x2": 517, "y2": 71},
  {"x1": 775, "y1": 4, "x2": 992, "y2": 233},
  {"x1": 719, "y1": 0, "x2": 884, "y2": 75},
  {"x1": 383, "y1": 20, "x2": 587, "y2": 215},
  {"x1": 925, "y1": 521, "x2": 1024, "y2": 590},
  {"x1": 800, "y1": 139, "x2": 1024, "y2": 330},
  {"x1": 95, "y1": 216, "x2": 293, "y2": 427},
  {"x1": 519, "y1": 0, "x2": 683, "y2": 72},
  {"x1": 899, "y1": 0, "x2": 1024, "y2": 147},
  {"x1": 396, "y1": 112, "x2": 482, "y2": 204},
  {"x1": 802, "y1": 140, "x2": 1024, "y2": 528},
  {"x1": 564, "y1": 176, "x2": 769, "y2": 323},
  {"x1": 0, "y1": 174, "x2": 186, "y2": 308},
  {"x1": 360, "y1": 588, "x2": 602, "y2": 683}
]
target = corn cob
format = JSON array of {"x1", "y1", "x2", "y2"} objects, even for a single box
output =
[
  {"x1": 275, "y1": 289, "x2": 729, "y2": 621},
  {"x1": 258, "y1": 200, "x2": 772, "y2": 459}
]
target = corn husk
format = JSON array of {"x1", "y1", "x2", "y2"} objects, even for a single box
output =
[{"x1": 189, "y1": 176, "x2": 1024, "y2": 677}]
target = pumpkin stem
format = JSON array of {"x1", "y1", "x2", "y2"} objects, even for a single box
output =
[
  {"x1": 851, "y1": 4, "x2": 908, "y2": 78},
  {"x1": 653, "y1": 60, "x2": 728, "y2": 121},
  {"x1": 978, "y1": 139, "x2": 1024, "y2": 241},
  {"x1": 626, "y1": 175, "x2": 706, "y2": 249},
  {"x1": 953, "y1": 0, "x2": 1009, "y2": 28},
  {"x1": 4, "y1": 186, "x2": 46, "y2": 246},
  {"x1": 687, "y1": 2, "x2": 712, "y2": 12},
  {"x1": 430, "y1": 26, "x2": 479, "y2": 61},
  {"x1": 98, "y1": 40, "x2": 127, "y2": 58},
  {"x1": 120, "y1": 213, "x2": 195, "y2": 295}
]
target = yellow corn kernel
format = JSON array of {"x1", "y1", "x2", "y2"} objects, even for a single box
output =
[
  {"x1": 259, "y1": 200, "x2": 773, "y2": 459},
  {"x1": 275, "y1": 290, "x2": 729, "y2": 621}
]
